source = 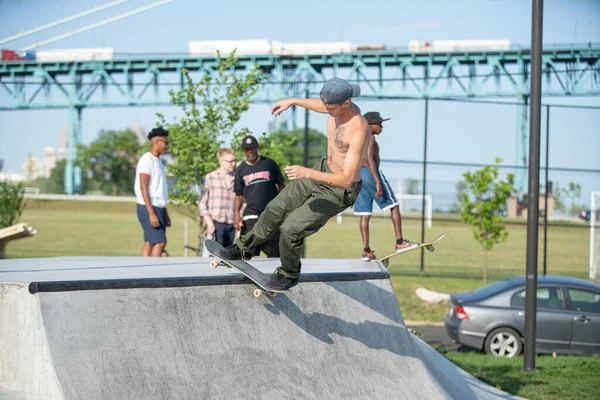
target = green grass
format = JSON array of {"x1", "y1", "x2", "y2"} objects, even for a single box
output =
[
  {"x1": 308, "y1": 216, "x2": 589, "y2": 280},
  {"x1": 391, "y1": 276, "x2": 485, "y2": 322},
  {"x1": 8, "y1": 200, "x2": 198, "y2": 257},
  {"x1": 7, "y1": 199, "x2": 591, "y2": 323},
  {"x1": 444, "y1": 353, "x2": 600, "y2": 400}
]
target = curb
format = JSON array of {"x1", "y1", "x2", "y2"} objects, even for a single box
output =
[{"x1": 404, "y1": 320, "x2": 445, "y2": 327}]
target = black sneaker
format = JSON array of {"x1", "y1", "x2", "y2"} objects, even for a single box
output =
[
  {"x1": 214, "y1": 243, "x2": 245, "y2": 260},
  {"x1": 266, "y1": 270, "x2": 299, "y2": 291}
]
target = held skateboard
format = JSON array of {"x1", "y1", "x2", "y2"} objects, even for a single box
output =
[
  {"x1": 204, "y1": 239, "x2": 284, "y2": 298},
  {"x1": 371, "y1": 233, "x2": 446, "y2": 267}
]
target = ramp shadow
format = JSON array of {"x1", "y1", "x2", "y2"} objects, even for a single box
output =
[
  {"x1": 263, "y1": 291, "x2": 419, "y2": 359},
  {"x1": 326, "y1": 279, "x2": 407, "y2": 324}
]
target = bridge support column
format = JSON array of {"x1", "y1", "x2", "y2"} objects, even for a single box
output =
[{"x1": 64, "y1": 106, "x2": 82, "y2": 194}]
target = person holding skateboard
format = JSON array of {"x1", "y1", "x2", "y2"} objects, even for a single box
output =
[
  {"x1": 353, "y1": 111, "x2": 415, "y2": 261},
  {"x1": 214, "y1": 77, "x2": 368, "y2": 290}
]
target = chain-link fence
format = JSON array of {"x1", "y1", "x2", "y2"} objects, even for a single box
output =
[{"x1": 307, "y1": 99, "x2": 599, "y2": 281}]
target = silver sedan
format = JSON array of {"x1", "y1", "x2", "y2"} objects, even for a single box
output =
[{"x1": 444, "y1": 275, "x2": 600, "y2": 357}]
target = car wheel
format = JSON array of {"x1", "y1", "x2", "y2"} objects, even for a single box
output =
[{"x1": 484, "y1": 327, "x2": 523, "y2": 358}]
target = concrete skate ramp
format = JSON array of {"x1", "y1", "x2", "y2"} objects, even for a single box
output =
[{"x1": 1, "y1": 257, "x2": 517, "y2": 400}]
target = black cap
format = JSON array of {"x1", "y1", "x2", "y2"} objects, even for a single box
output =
[
  {"x1": 241, "y1": 135, "x2": 259, "y2": 149},
  {"x1": 363, "y1": 111, "x2": 390, "y2": 125}
]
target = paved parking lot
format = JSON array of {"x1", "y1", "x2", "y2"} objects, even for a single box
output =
[{"x1": 407, "y1": 324, "x2": 477, "y2": 353}]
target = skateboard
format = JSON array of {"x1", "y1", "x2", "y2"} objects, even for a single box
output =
[
  {"x1": 370, "y1": 233, "x2": 446, "y2": 267},
  {"x1": 204, "y1": 239, "x2": 284, "y2": 298}
]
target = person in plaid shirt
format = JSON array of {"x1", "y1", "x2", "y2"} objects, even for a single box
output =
[{"x1": 199, "y1": 148, "x2": 237, "y2": 247}]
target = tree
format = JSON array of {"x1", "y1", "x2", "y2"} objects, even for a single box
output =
[
  {"x1": 32, "y1": 159, "x2": 67, "y2": 194},
  {"x1": 268, "y1": 128, "x2": 328, "y2": 167},
  {"x1": 450, "y1": 180, "x2": 468, "y2": 213},
  {"x1": 79, "y1": 129, "x2": 142, "y2": 196},
  {"x1": 157, "y1": 51, "x2": 287, "y2": 234},
  {"x1": 234, "y1": 131, "x2": 295, "y2": 180},
  {"x1": 0, "y1": 181, "x2": 25, "y2": 259},
  {"x1": 460, "y1": 158, "x2": 515, "y2": 284},
  {"x1": 22, "y1": 155, "x2": 41, "y2": 182},
  {"x1": 553, "y1": 181, "x2": 585, "y2": 217},
  {"x1": 404, "y1": 178, "x2": 420, "y2": 195}
]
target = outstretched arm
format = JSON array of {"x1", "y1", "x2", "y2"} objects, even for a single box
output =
[{"x1": 272, "y1": 98, "x2": 328, "y2": 116}]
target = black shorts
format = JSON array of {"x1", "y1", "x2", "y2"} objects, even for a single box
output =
[{"x1": 137, "y1": 203, "x2": 167, "y2": 245}]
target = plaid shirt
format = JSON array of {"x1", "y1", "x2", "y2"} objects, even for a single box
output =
[{"x1": 199, "y1": 168, "x2": 235, "y2": 224}]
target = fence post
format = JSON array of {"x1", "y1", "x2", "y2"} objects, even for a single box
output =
[
  {"x1": 420, "y1": 99, "x2": 429, "y2": 276},
  {"x1": 184, "y1": 219, "x2": 189, "y2": 257},
  {"x1": 543, "y1": 105, "x2": 550, "y2": 275}
]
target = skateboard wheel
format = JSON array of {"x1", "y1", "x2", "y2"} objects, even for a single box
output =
[
  {"x1": 268, "y1": 291, "x2": 277, "y2": 297},
  {"x1": 383, "y1": 259, "x2": 389, "y2": 268},
  {"x1": 427, "y1": 245, "x2": 435, "y2": 252},
  {"x1": 253, "y1": 288, "x2": 263, "y2": 297},
  {"x1": 210, "y1": 260, "x2": 219, "y2": 269}
]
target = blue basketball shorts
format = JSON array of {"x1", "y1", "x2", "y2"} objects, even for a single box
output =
[{"x1": 353, "y1": 167, "x2": 398, "y2": 215}]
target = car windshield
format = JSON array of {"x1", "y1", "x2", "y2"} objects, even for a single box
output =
[{"x1": 469, "y1": 279, "x2": 515, "y2": 299}]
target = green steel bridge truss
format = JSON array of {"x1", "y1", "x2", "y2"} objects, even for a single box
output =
[{"x1": 1, "y1": 45, "x2": 599, "y2": 193}]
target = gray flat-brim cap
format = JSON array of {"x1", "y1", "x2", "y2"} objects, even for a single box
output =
[{"x1": 319, "y1": 77, "x2": 361, "y2": 104}]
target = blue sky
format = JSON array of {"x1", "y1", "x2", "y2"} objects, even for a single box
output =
[{"x1": 0, "y1": 0, "x2": 598, "y2": 208}]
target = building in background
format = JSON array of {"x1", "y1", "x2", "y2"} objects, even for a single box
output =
[
  {"x1": 41, "y1": 127, "x2": 68, "y2": 178},
  {"x1": 506, "y1": 192, "x2": 555, "y2": 219},
  {"x1": 0, "y1": 170, "x2": 23, "y2": 182},
  {"x1": 22, "y1": 156, "x2": 42, "y2": 181}
]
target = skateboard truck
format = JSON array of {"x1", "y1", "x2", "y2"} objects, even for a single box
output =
[{"x1": 209, "y1": 259, "x2": 278, "y2": 298}]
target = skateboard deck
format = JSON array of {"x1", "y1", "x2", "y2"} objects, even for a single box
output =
[
  {"x1": 371, "y1": 233, "x2": 446, "y2": 266},
  {"x1": 204, "y1": 239, "x2": 284, "y2": 297}
]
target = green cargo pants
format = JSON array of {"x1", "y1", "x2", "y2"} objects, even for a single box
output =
[{"x1": 236, "y1": 157, "x2": 362, "y2": 279}]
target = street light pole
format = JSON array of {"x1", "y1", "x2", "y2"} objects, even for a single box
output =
[{"x1": 523, "y1": 0, "x2": 544, "y2": 373}]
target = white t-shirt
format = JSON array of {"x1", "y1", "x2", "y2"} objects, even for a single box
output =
[{"x1": 134, "y1": 152, "x2": 168, "y2": 207}]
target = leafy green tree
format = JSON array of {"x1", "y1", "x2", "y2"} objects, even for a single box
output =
[
  {"x1": 405, "y1": 178, "x2": 420, "y2": 195},
  {"x1": 79, "y1": 129, "x2": 142, "y2": 196},
  {"x1": 32, "y1": 159, "x2": 68, "y2": 194},
  {"x1": 450, "y1": 180, "x2": 468, "y2": 213},
  {"x1": 22, "y1": 155, "x2": 41, "y2": 182},
  {"x1": 553, "y1": 181, "x2": 585, "y2": 217},
  {"x1": 460, "y1": 158, "x2": 515, "y2": 284},
  {"x1": 0, "y1": 181, "x2": 25, "y2": 259},
  {"x1": 156, "y1": 51, "x2": 275, "y2": 230},
  {"x1": 268, "y1": 128, "x2": 328, "y2": 167},
  {"x1": 231, "y1": 131, "x2": 295, "y2": 180}
]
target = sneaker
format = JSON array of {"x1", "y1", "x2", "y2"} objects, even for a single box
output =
[
  {"x1": 266, "y1": 270, "x2": 299, "y2": 291},
  {"x1": 214, "y1": 243, "x2": 247, "y2": 260},
  {"x1": 361, "y1": 249, "x2": 377, "y2": 261},
  {"x1": 395, "y1": 239, "x2": 415, "y2": 253}
]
